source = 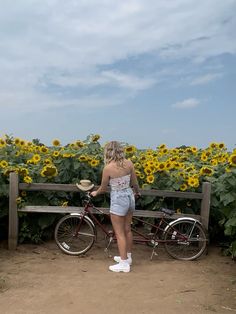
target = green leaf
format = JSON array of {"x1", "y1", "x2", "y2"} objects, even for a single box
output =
[{"x1": 220, "y1": 193, "x2": 236, "y2": 206}]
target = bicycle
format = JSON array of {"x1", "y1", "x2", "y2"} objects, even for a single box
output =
[{"x1": 54, "y1": 188, "x2": 208, "y2": 261}]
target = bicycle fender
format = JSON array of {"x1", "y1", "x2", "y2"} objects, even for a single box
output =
[
  {"x1": 69, "y1": 213, "x2": 96, "y2": 229},
  {"x1": 164, "y1": 217, "x2": 203, "y2": 233}
]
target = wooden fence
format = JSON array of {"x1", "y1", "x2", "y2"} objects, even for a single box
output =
[{"x1": 8, "y1": 172, "x2": 211, "y2": 250}]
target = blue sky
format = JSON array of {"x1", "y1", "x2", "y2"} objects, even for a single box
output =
[{"x1": 0, "y1": 0, "x2": 236, "y2": 150}]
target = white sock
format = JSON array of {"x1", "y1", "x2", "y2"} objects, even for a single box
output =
[
  {"x1": 127, "y1": 252, "x2": 132, "y2": 259},
  {"x1": 120, "y1": 259, "x2": 129, "y2": 264}
]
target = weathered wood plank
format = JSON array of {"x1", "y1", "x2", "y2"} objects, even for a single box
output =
[
  {"x1": 19, "y1": 205, "x2": 201, "y2": 220},
  {"x1": 8, "y1": 173, "x2": 19, "y2": 250},
  {"x1": 19, "y1": 183, "x2": 203, "y2": 199},
  {"x1": 200, "y1": 182, "x2": 211, "y2": 230}
]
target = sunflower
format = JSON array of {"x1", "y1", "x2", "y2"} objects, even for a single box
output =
[
  {"x1": 161, "y1": 148, "x2": 168, "y2": 154},
  {"x1": 210, "y1": 159, "x2": 218, "y2": 166},
  {"x1": 218, "y1": 142, "x2": 225, "y2": 149},
  {"x1": 209, "y1": 142, "x2": 218, "y2": 149},
  {"x1": 16, "y1": 197, "x2": 22, "y2": 205},
  {"x1": 187, "y1": 176, "x2": 197, "y2": 187},
  {"x1": 75, "y1": 140, "x2": 84, "y2": 148},
  {"x1": 21, "y1": 191, "x2": 27, "y2": 197},
  {"x1": 158, "y1": 144, "x2": 166, "y2": 149},
  {"x1": 158, "y1": 162, "x2": 166, "y2": 171},
  {"x1": 78, "y1": 155, "x2": 88, "y2": 162},
  {"x1": 229, "y1": 154, "x2": 236, "y2": 167},
  {"x1": 40, "y1": 146, "x2": 49, "y2": 154},
  {"x1": 139, "y1": 155, "x2": 147, "y2": 162},
  {"x1": 14, "y1": 138, "x2": 21, "y2": 145},
  {"x1": 135, "y1": 170, "x2": 142, "y2": 177},
  {"x1": 52, "y1": 139, "x2": 61, "y2": 146},
  {"x1": 180, "y1": 183, "x2": 188, "y2": 191},
  {"x1": 0, "y1": 160, "x2": 8, "y2": 168},
  {"x1": 40, "y1": 165, "x2": 58, "y2": 177},
  {"x1": 193, "y1": 178, "x2": 199, "y2": 187},
  {"x1": 18, "y1": 167, "x2": 29, "y2": 176},
  {"x1": 144, "y1": 166, "x2": 153, "y2": 175},
  {"x1": 91, "y1": 134, "x2": 100, "y2": 142},
  {"x1": 191, "y1": 146, "x2": 197, "y2": 153},
  {"x1": 201, "y1": 153, "x2": 208, "y2": 162},
  {"x1": 32, "y1": 154, "x2": 41, "y2": 164},
  {"x1": 44, "y1": 158, "x2": 52, "y2": 165},
  {"x1": 19, "y1": 140, "x2": 26, "y2": 147},
  {"x1": 200, "y1": 166, "x2": 214, "y2": 176},
  {"x1": 62, "y1": 153, "x2": 73, "y2": 158},
  {"x1": 0, "y1": 138, "x2": 6, "y2": 147},
  {"x1": 146, "y1": 175, "x2": 155, "y2": 184},
  {"x1": 134, "y1": 162, "x2": 142, "y2": 169},
  {"x1": 53, "y1": 151, "x2": 60, "y2": 157},
  {"x1": 125, "y1": 145, "x2": 137, "y2": 154},
  {"x1": 170, "y1": 156, "x2": 178, "y2": 162},
  {"x1": 23, "y1": 176, "x2": 33, "y2": 184},
  {"x1": 90, "y1": 159, "x2": 100, "y2": 167}
]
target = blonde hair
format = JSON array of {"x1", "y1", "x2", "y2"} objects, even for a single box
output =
[{"x1": 104, "y1": 141, "x2": 125, "y2": 167}]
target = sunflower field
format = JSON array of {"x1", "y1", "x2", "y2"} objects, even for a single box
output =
[{"x1": 0, "y1": 134, "x2": 236, "y2": 257}]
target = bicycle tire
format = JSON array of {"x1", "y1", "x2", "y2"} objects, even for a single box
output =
[
  {"x1": 54, "y1": 214, "x2": 95, "y2": 255},
  {"x1": 164, "y1": 219, "x2": 207, "y2": 261}
]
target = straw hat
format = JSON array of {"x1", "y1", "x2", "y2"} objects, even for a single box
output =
[{"x1": 76, "y1": 180, "x2": 94, "y2": 191}]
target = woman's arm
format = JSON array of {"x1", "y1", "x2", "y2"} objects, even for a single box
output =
[
  {"x1": 90, "y1": 166, "x2": 110, "y2": 197},
  {"x1": 130, "y1": 162, "x2": 141, "y2": 195}
]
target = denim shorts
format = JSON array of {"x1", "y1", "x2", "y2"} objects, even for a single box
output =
[{"x1": 110, "y1": 188, "x2": 135, "y2": 216}]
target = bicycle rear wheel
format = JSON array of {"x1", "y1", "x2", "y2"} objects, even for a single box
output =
[
  {"x1": 55, "y1": 214, "x2": 95, "y2": 255},
  {"x1": 164, "y1": 219, "x2": 207, "y2": 261}
]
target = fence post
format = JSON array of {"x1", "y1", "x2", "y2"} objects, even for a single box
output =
[
  {"x1": 200, "y1": 182, "x2": 211, "y2": 231},
  {"x1": 8, "y1": 172, "x2": 19, "y2": 250}
]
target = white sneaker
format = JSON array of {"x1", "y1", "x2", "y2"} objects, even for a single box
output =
[
  {"x1": 114, "y1": 256, "x2": 132, "y2": 265},
  {"x1": 109, "y1": 262, "x2": 130, "y2": 273}
]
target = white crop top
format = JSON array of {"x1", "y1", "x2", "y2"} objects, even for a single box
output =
[{"x1": 109, "y1": 174, "x2": 131, "y2": 191}]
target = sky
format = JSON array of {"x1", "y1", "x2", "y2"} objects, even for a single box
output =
[{"x1": 0, "y1": 0, "x2": 236, "y2": 150}]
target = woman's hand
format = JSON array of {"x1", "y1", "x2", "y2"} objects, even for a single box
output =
[
  {"x1": 135, "y1": 192, "x2": 141, "y2": 199},
  {"x1": 90, "y1": 190, "x2": 98, "y2": 197}
]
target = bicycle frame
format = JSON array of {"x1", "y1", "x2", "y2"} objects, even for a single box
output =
[
  {"x1": 76, "y1": 197, "x2": 194, "y2": 246},
  {"x1": 55, "y1": 192, "x2": 207, "y2": 260}
]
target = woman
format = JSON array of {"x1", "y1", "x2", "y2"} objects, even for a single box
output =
[{"x1": 91, "y1": 141, "x2": 141, "y2": 273}]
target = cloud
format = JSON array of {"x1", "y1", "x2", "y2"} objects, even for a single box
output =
[
  {"x1": 0, "y1": 0, "x2": 235, "y2": 111},
  {"x1": 101, "y1": 71, "x2": 156, "y2": 90},
  {"x1": 190, "y1": 73, "x2": 222, "y2": 85},
  {"x1": 171, "y1": 98, "x2": 200, "y2": 109}
]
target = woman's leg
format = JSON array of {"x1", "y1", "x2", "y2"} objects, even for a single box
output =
[
  {"x1": 124, "y1": 211, "x2": 133, "y2": 253},
  {"x1": 110, "y1": 213, "x2": 127, "y2": 260}
]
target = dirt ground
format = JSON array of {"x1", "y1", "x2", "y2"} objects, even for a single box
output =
[{"x1": 0, "y1": 237, "x2": 235, "y2": 314}]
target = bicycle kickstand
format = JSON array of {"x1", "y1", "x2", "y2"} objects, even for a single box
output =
[
  {"x1": 104, "y1": 236, "x2": 113, "y2": 258},
  {"x1": 150, "y1": 241, "x2": 159, "y2": 260}
]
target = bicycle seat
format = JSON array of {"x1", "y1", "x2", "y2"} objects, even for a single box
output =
[{"x1": 160, "y1": 207, "x2": 175, "y2": 215}]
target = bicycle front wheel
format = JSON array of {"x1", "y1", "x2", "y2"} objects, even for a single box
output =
[
  {"x1": 55, "y1": 214, "x2": 95, "y2": 255},
  {"x1": 164, "y1": 219, "x2": 207, "y2": 261}
]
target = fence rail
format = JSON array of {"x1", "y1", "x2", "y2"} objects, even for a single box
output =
[{"x1": 8, "y1": 172, "x2": 211, "y2": 250}]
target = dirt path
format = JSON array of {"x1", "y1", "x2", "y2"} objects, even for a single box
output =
[{"x1": 0, "y1": 240, "x2": 235, "y2": 314}]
